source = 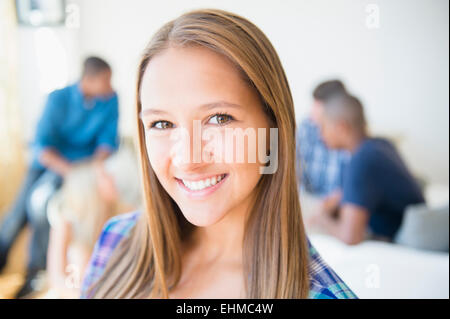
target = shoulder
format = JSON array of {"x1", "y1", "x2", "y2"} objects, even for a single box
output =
[
  {"x1": 100, "y1": 92, "x2": 119, "y2": 115},
  {"x1": 100, "y1": 210, "x2": 140, "y2": 238},
  {"x1": 348, "y1": 139, "x2": 381, "y2": 173},
  {"x1": 307, "y1": 240, "x2": 357, "y2": 299},
  {"x1": 89, "y1": 210, "x2": 141, "y2": 260},
  {"x1": 106, "y1": 91, "x2": 119, "y2": 106},
  {"x1": 49, "y1": 84, "x2": 76, "y2": 100},
  {"x1": 357, "y1": 137, "x2": 394, "y2": 158},
  {"x1": 44, "y1": 85, "x2": 77, "y2": 113},
  {"x1": 80, "y1": 210, "x2": 142, "y2": 298},
  {"x1": 45, "y1": 87, "x2": 67, "y2": 106},
  {"x1": 353, "y1": 138, "x2": 397, "y2": 170},
  {"x1": 111, "y1": 91, "x2": 119, "y2": 101}
]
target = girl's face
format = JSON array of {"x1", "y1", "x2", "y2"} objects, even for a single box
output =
[{"x1": 140, "y1": 46, "x2": 271, "y2": 226}]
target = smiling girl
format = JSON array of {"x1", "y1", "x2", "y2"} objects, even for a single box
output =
[{"x1": 80, "y1": 9, "x2": 356, "y2": 299}]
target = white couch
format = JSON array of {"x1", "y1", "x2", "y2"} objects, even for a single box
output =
[
  {"x1": 309, "y1": 232, "x2": 449, "y2": 298},
  {"x1": 301, "y1": 185, "x2": 450, "y2": 299}
]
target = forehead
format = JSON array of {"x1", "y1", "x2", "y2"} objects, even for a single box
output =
[{"x1": 139, "y1": 46, "x2": 256, "y2": 111}]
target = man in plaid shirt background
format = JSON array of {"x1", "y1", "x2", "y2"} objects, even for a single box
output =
[{"x1": 296, "y1": 80, "x2": 350, "y2": 197}]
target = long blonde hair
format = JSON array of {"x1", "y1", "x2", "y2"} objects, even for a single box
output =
[
  {"x1": 89, "y1": 8, "x2": 309, "y2": 298},
  {"x1": 48, "y1": 143, "x2": 141, "y2": 252},
  {"x1": 48, "y1": 163, "x2": 110, "y2": 252}
]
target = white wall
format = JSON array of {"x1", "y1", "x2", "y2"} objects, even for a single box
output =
[
  {"x1": 17, "y1": 26, "x2": 81, "y2": 143},
  {"x1": 19, "y1": 0, "x2": 450, "y2": 184}
]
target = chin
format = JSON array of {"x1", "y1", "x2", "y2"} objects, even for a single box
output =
[{"x1": 180, "y1": 206, "x2": 227, "y2": 227}]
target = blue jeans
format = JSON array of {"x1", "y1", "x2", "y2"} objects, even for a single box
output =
[{"x1": 0, "y1": 166, "x2": 63, "y2": 274}]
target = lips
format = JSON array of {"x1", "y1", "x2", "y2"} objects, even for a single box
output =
[
  {"x1": 174, "y1": 173, "x2": 229, "y2": 199},
  {"x1": 178, "y1": 174, "x2": 227, "y2": 191}
]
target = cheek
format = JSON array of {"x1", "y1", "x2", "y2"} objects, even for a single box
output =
[
  {"x1": 94, "y1": 80, "x2": 102, "y2": 90},
  {"x1": 203, "y1": 129, "x2": 262, "y2": 194},
  {"x1": 231, "y1": 162, "x2": 261, "y2": 201},
  {"x1": 145, "y1": 135, "x2": 172, "y2": 179},
  {"x1": 224, "y1": 129, "x2": 264, "y2": 200}
]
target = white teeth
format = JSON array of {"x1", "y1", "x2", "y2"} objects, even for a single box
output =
[{"x1": 181, "y1": 174, "x2": 225, "y2": 191}]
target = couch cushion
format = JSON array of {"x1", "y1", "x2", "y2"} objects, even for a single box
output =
[{"x1": 394, "y1": 203, "x2": 449, "y2": 252}]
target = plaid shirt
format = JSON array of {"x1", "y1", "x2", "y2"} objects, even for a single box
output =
[
  {"x1": 296, "y1": 118, "x2": 350, "y2": 196},
  {"x1": 81, "y1": 211, "x2": 357, "y2": 299}
]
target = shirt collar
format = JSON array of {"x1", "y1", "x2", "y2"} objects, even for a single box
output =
[{"x1": 75, "y1": 81, "x2": 96, "y2": 109}]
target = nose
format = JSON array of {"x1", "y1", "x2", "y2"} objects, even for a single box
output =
[{"x1": 170, "y1": 121, "x2": 211, "y2": 172}]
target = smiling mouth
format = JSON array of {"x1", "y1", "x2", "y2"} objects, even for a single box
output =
[{"x1": 176, "y1": 173, "x2": 228, "y2": 192}]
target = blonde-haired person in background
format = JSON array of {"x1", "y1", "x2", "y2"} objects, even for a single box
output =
[
  {"x1": 44, "y1": 144, "x2": 141, "y2": 298},
  {"x1": 80, "y1": 9, "x2": 356, "y2": 299}
]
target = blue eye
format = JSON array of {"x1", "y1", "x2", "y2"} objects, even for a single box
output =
[
  {"x1": 208, "y1": 113, "x2": 234, "y2": 125},
  {"x1": 150, "y1": 121, "x2": 174, "y2": 129}
]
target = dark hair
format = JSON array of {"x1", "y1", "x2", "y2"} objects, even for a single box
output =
[
  {"x1": 82, "y1": 56, "x2": 111, "y2": 77},
  {"x1": 323, "y1": 93, "x2": 367, "y2": 135},
  {"x1": 312, "y1": 80, "x2": 346, "y2": 102}
]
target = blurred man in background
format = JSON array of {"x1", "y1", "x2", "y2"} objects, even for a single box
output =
[
  {"x1": 0, "y1": 56, "x2": 119, "y2": 298},
  {"x1": 296, "y1": 80, "x2": 350, "y2": 197},
  {"x1": 311, "y1": 93, "x2": 425, "y2": 245}
]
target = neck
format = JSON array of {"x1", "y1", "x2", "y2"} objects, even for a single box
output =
[
  {"x1": 188, "y1": 192, "x2": 255, "y2": 264},
  {"x1": 79, "y1": 79, "x2": 93, "y2": 99},
  {"x1": 345, "y1": 131, "x2": 367, "y2": 153}
]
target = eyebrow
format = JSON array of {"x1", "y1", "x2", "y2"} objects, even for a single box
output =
[{"x1": 139, "y1": 101, "x2": 243, "y2": 118}]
